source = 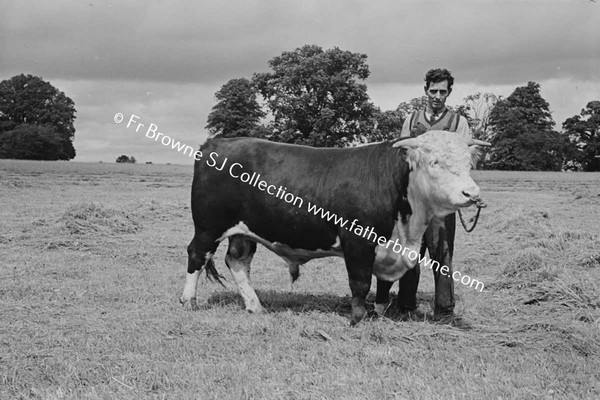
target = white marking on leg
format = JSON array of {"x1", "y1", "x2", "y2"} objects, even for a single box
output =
[
  {"x1": 180, "y1": 252, "x2": 213, "y2": 310},
  {"x1": 180, "y1": 270, "x2": 200, "y2": 310},
  {"x1": 226, "y1": 255, "x2": 263, "y2": 313}
]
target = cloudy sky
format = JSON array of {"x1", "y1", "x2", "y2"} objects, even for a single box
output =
[{"x1": 1, "y1": 0, "x2": 599, "y2": 164}]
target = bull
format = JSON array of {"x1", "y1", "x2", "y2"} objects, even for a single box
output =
[{"x1": 180, "y1": 131, "x2": 488, "y2": 325}]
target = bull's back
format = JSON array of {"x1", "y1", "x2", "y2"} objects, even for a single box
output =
[{"x1": 191, "y1": 137, "x2": 402, "y2": 249}]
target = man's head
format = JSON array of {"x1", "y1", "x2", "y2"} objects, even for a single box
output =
[{"x1": 424, "y1": 69, "x2": 454, "y2": 114}]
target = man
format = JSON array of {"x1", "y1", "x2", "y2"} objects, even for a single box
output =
[{"x1": 397, "y1": 68, "x2": 472, "y2": 315}]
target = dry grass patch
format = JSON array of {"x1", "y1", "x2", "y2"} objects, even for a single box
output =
[{"x1": 60, "y1": 202, "x2": 142, "y2": 236}]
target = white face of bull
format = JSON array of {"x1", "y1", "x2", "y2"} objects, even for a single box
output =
[
  {"x1": 372, "y1": 131, "x2": 488, "y2": 283},
  {"x1": 394, "y1": 131, "x2": 485, "y2": 218}
]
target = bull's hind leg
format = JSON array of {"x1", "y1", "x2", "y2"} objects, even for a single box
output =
[
  {"x1": 180, "y1": 232, "x2": 220, "y2": 310},
  {"x1": 225, "y1": 235, "x2": 262, "y2": 313}
]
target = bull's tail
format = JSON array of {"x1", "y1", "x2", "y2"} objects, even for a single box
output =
[
  {"x1": 217, "y1": 221, "x2": 273, "y2": 249},
  {"x1": 204, "y1": 256, "x2": 226, "y2": 286}
]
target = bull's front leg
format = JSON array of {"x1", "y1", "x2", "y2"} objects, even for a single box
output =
[
  {"x1": 344, "y1": 248, "x2": 375, "y2": 326},
  {"x1": 395, "y1": 239, "x2": 426, "y2": 312},
  {"x1": 396, "y1": 263, "x2": 421, "y2": 312},
  {"x1": 375, "y1": 279, "x2": 393, "y2": 315}
]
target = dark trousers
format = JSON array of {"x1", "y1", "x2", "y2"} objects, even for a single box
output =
[{"x1": 396, "y1": 212, "x2": 456, "y2": 314}]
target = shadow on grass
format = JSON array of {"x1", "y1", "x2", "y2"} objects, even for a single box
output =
[
  {"x1": 205, "y1": 289, "x2": 472, "y2": 328},
  {"x1": 207, "y1": 289, "x2": 351, "y2": 316}
]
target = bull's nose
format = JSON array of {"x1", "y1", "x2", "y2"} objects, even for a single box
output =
[{"x1": 462, "y1": 186, "x2": 480, "y2": 200}]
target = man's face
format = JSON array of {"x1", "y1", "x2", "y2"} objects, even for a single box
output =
[{"x1": 425, "y1": 80, "x2": 451, "y2": 113}]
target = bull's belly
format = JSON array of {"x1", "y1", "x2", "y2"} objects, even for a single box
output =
[
  {"x1": 219, "y1": 222, "x2": 343, "y2": 266},
  {"x1": 218, "y1": 222, "x2": 419, "y2": 281},
  {"x1": 271, "y1": 243, "x2": 344, "y2": 265}
]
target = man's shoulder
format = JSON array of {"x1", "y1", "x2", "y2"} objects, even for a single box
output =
[
  {"x1": 446, "y1": 108, "x2": 462, "y2": 117},
  {"x1": 436, "y1": 108, "x2": 469, "y2": 134}
]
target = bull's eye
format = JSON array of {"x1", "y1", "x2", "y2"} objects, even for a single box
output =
[{"x1": 430, "y1": 159, "x2": 439, "y2": 167}]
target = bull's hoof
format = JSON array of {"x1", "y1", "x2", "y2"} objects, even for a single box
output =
[
  {"x1": 433, "y1": 307, "x2": 455, "y2": 317},
  {"x1": 245, "y1": 304, "x2": 265, "y2": 314},
  {"x1": 397, "y1": 309, "x2": 424, "y2": 321},
  {"x1": 180, "y1": 297, "x2": 198, "y2": 311},
  {"x1": 431, "y1": 311, "x2": 459, "y2": 325},
  {"x1": 349, "y1": 308, "x2": 367, "y2": 326},
  {"x1": 395, "y1": 303, "x2": 418, "y2": 313}
]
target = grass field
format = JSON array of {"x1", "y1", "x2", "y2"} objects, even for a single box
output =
[{"x1": 1, "y1": 159, "x2": 599, "y2": 400}]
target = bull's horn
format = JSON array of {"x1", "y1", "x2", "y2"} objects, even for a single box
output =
[
  {"x1": 392, "y1": 138, "x2": 419, "y2": 148},
  {"x1": 466, "y1": 138, "x2": 491, "y2": 147}
]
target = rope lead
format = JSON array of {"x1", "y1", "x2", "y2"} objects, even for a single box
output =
[{"x1": 458, "y1": 205, "x2": 483, "y2": 233}]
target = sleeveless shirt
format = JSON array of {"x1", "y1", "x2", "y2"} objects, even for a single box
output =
[{"x1": 408, "y1": 108, "x2": 460, "y2": 137}]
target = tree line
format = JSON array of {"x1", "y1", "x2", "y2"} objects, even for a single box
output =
[
  {"x1": 206, "y1": 45, "x2": 600, "y2": 171},
  {"x1": 1, "y1": 46, "x2": 598, "y2": 171}
]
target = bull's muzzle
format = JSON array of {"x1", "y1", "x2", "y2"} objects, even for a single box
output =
[{"x1": 467, "y1": 194, "x2": 487, "y2": 208}]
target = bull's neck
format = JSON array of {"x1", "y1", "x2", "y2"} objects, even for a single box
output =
[{"x1": 403, "y1": 179, "x2": 434, "y2": 249}]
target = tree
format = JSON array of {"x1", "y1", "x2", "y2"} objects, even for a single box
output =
[
  {"x1": 457, "y1": 92, "x2": 500, "y2": 168},
  {"x1": 396, "y1": 96, "x2": 428, "y2": 117},
  {"x1": 0, "y1": 74, "x2": 76, "y2": 160},
  {"x1": 562, "y1": 101, "x2": 600, "y2": 171},
  {"x1": 253, "y1": 45, "x2": 376, "y2": 147},
  {"x1": 0, "y1": 124, "x2": 64, "y2": 160},
  {"x1": 486, "y1": 82, "x2": 568, "y2": 171},
  {"x1": 363, "y1": 96, "x2": 433, "y2": 143},
  {"x1": 206, "y1": 78, "x2": 266, "y2": 138},
  {"x1": 365, "y1": 108, "x2": 405, "y2": 142},
  {"x1": 462, "y1": 92, "x2": 500, "y2": 142},
  {"x1": 116, "y1": 155, "x2": 136, "y2": 163}
]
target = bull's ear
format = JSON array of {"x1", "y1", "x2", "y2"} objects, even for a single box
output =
[
  {"x1": 392, "y1": 138, "x2": 419, "y2": 148},
  {"x1": 469, "y1": 145, "x2": 483, "y2": 167}
]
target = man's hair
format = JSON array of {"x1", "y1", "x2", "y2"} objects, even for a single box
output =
[{"x1": 424, "y1": 69, "x2": 454, "y2": 90}]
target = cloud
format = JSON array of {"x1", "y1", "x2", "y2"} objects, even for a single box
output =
[
  {"x1": 2, "y1": 1, "x2": 598, "y2": 85},
  {"x1": 56, "y1": 79, "x2": 218, "y2": 163},
  {"x1": 1, "y1": 0, "x2": 599, "y2": 163}
]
